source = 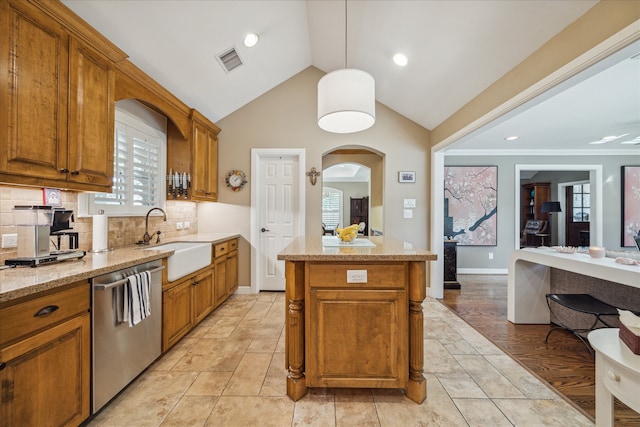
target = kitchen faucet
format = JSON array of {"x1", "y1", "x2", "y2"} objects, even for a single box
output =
[{"x1": 141, "y1": 207, "x2": 167, "y2": 245}]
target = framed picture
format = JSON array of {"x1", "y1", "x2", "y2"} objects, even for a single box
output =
[
  {"x1": 444, "y1": 166, "x2": 498, "y2": 246},
  {"x1": 42, "y1": 188, "x2": 62, "y2": 206},
  {"x1": 398, "y1": 171, "x2": 416, "y2": 183},
  {"x1": 622, "y1": 165, "x2": 640, "y2": 247}
]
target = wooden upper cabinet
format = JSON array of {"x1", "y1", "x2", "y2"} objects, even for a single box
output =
[
  {"x1": 0, "y1": 0, "x2": 125, "y2": 191},
  {"x1": 190, "y1": 110, "x2": 220, "y2": 202},
  {"x1": 67, "y1": 37, "x2": 116, "y2": 187}
]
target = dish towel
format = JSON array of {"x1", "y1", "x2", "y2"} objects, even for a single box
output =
[{"x1": 123, "y1": 271, "x2": 151, "y2": 327}]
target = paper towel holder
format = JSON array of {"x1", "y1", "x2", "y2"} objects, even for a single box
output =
[{"x1": 89, "y1": 210, "x2": 113, "y2": 253}]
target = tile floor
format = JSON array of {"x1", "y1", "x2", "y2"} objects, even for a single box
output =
[{"x1": 87, "y1": 292, "x2": 594, "y2": 426}]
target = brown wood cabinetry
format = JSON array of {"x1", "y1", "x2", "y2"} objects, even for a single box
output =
[
  {"x1": 162, "y1": 266, "x2": 214, "y2": 351},
  {"x1": 0, "y1": 281, "x2": 90, "y2": 427},
  {"x1": 193, "y1": 269, "x2": 215, "y2": 324},
  {"x1": 349, "y1": 197, "x2": 369, "y2": 235},
  {"x1": 162, "y1": 238, "x2": 238, "y2": 351},
  {"x1": 0, "y1": 0, "x2": 125, "y2": 192},
  {"x1": 162, "y1": 277, "x2": 194, "y2": 351},
  {"x1": 190, "y1": 110, "x2": 220, "y2": 201},
  {"x1": 213, "y1": 239, "x2": 239, "y2": 307},
  {"x1": 307, "y1": 287, "x2": 407, "y2": 388},
  {"x1": 521, "y1": 183, "x2": 550, "y2": 246}
]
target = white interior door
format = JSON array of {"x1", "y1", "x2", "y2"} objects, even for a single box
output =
[{"x1": 257, "y1": 154, "x2": 300, "y2": 291}]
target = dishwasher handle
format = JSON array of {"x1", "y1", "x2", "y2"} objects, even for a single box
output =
[{"x1": 94, "y1": 266, "x2": 165, "y2": 291}]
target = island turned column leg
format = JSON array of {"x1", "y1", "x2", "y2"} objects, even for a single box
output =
[
  {"x1": 406, "y1": 261, "x2": 427, "y2": 403},
  {"x1": 285, "y1": 260, "x2": 307, "y2": 401}
]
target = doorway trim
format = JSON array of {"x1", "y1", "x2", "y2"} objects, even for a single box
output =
[
  {"x1": 514, "y1": 164, "x2": 602, "y2": 250},
  {"x1": 250, "y1": 148, "x2": 306, "y2": 293}
]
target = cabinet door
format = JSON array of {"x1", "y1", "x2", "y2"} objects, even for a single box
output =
[
  {"x1": 214, "y1": 255, "x2": 228, "y2": 308},
  {"x1": 306, "y1": 289, "x2": 407, "y2": 389},
  {"x1": 226, "y1": 250, "x2": 238, "y2": 295},
  {"x1": 193, "y1": 269, "x2": 214, "y2": 324},
  {"x1": 67, "y1": 37, "x2": 115, "y2": 189},
  {"x1": 0, "y1": 313, "x2": 90, "y2": 427},
  {"x1": 0, "y1": 0, "x2": 69, "y2": 181},
  {"x1": 192, "y1": 122, "x2": 218, "y2": 201},
  {"x1": 162, "y1": 280, "x2": 193, "y2": 351}
]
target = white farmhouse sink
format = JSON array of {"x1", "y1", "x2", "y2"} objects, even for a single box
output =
[{"x1": 144, "y1": 242, "x2": 212, "y2": 282}]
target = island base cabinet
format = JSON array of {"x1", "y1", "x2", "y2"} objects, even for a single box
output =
[
  {"x1": 0, "y1": 313, "x2": 90, "y2": 427},
  {"x1": 306, "y1": 289, "x2": 407, "y2": 389}
]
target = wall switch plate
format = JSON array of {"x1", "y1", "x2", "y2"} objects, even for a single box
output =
[
  {"x1": 176, "y1": 222, "x2": 184, "y2": 230},
  {"x1": 403, "y1": 198, "x2": 416, "y2": 208},
  {"x1": 403, "y1": 209, "x2": 413, "y2": 219},
  {"x1": 2, "y1": 233, "x2": 18, "y2": 248},
  {"x1": 489, "y1": 252, "x2": 494, "y2": 260},
  {"x1": 347, "y1": 270, "x2": 367, "y2": 283},
  {"x1": 184, "y1": 221, "x2": 190, "y2": 229}
]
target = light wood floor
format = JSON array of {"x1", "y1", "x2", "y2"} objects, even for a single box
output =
[{"x1": 441, "y1": 274, "x2": 640, "y2": 427}]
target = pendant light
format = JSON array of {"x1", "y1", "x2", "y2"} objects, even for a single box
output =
[{"x1": 317, "y1": 0, "x2": 375, "y2": 133}]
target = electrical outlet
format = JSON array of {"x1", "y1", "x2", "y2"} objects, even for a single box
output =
[
  {"x1": 2, "y1": 233, "x2": 18, "y2": 248},
  {"x1": 346, "y1": 270, "x2": 367, "y2": 283},
  {"x1": 184, "y1": 221, "x2": 190, "y2": 229},
  {"x1": 488, "y1": 252, "x2": 494, "y2": 260},
  {"x1": 176, "y1": 222, "x2": 184, "y2": 230}
]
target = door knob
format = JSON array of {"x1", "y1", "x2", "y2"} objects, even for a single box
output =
[{"x1": 261, "y1": 228, "x2": 270, "y2": 232}]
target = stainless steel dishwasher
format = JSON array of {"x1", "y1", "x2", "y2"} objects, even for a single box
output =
[{"x1": 91, "y1": 260, "x2": 164, "y2": 413}]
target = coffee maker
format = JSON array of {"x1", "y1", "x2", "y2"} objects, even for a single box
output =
[
  {"x1": 5, "y1": 205, "x2": 85, "y2": 267},
  {"x1": 14, "y1": 205, "x2": 53, "y2": 258}
]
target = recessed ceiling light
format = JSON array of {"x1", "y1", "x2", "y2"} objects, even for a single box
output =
[
  {"x1": 589, "y1": 140, "x2": 608, "y2": 145},
  {"x1": 393, "y1": 53, "x2": 408, "y2": 67},
  {"x1": 620, "y1": 136, "x2": 640, "y2": 145},
  {"x1": 504, "y1": 136, "x2": 519, "y2": 141},
  {"x1": 243, "y1": 33, "x2": 259, "y2": 48}
]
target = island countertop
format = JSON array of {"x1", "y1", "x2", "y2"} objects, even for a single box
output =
[{"x1": 277, "y1": 236, "x2": 436, "y2": 262}]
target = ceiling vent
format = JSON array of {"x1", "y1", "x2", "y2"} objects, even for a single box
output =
[{"x1": 216, "y1": 47, "x2": 243, "y2": 73}]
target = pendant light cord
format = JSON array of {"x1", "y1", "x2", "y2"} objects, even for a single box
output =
[{"x1": 344, "y1": 0, "x2": 348, "y2": 69}]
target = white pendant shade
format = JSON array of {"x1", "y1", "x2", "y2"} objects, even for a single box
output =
[{"x1": 317, "y1": 69, "x2": 375, "y2": 133}]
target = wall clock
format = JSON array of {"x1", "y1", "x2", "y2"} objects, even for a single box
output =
[{"x1": 225, "y1": 170, "x2": 247, "y2": 191}]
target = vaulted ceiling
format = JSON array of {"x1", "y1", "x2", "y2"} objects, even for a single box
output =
[{"x1": 62, "y1": 0, "x2": 639, "y2": 153}]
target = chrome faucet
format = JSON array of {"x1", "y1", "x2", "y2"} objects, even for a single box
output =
[{"x1": 142, "y1": 207, "x2": 167, "y2": 245}]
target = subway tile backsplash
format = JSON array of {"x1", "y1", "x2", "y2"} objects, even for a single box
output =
[{"x1": 0, "y1": 185, "x2": 197, "y2": 261}]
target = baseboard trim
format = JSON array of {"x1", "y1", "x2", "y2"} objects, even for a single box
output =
[{"x1": 458, "y1": 268, "x2": 508, "y2": 275}]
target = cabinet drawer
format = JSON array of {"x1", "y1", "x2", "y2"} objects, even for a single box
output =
[
  {"x1": 0, "y1": 283, "x2": 89, "y2": 347},
  {"x1": 602, "y1": 356, "x2": 640, "y2": 410},
  {"x1": 214, "y1": 241, "x2": 229, "y2": 258},
  {"x1": 307, "y1": 263, "x2": 407, "y2": 289},
  {"x1": 228, "y1": 238, "x2": 238, "y2": 252}
]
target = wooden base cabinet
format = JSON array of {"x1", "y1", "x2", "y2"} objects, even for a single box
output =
[
  {"x1": 0, "y1": 282, "x2": 90, "y2": 427},
  {"x1": 307, "y1": 288, "x2": 407, "y2": 388},
  {"x1": 213, "y1": 239, "x2": 239, "y2": 308},
  {"x1": 162, "y1": 267, "x2": 214, "y2": 351}
]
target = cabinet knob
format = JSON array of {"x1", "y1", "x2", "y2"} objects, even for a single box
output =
[
  {"x1": 71, "y1": 170, "x2": 80, "y2": 176},
  {"x1": 0, "y1": 362, "x2": 5, "y2": 371},
  {"x1": 607, "y1": 370, "x2": 620, "y2": 382},
  {"x1": 60, "y1": 168, "x2": 69, "y2": 174},
  {"x1": 34, "y1": 305, "x2": 59, "y2": 317}
]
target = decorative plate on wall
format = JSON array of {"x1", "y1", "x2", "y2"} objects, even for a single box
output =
[{"x1": 225, "y1": 170, "x2": 247, "y2": 192}]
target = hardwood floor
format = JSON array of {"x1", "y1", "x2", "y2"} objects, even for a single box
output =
[{"x1": 441, "y1": 274, "x2": 640, "y2": 427}]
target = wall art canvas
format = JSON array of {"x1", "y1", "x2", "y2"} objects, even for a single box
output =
[
  {"x1": 444, "y1": 166, "x2": 497, "y2": 246},
  {"x1": 622, "y1": 165, "x2": 640, "y2": 247}
]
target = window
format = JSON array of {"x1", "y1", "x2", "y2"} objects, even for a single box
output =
[
  {"x1": 572, "y1": 184, "x2": 590, "y2": 222},
  {"x1": 322, "y1": 187, "x2": 343, "y2": 230},
  {"x1": 81, "y1": 100, "x2": 166, "y2": 216}
]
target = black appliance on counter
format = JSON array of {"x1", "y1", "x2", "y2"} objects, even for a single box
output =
[{"x1": 51, "y1": 209, "x2": 79, "y2": 251}]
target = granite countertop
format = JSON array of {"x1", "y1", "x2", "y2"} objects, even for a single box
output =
[
  {"x1": 277, "y1": 236, "x2": 437, "y2": 262},
  {"x1": 0, "y1": 232, "x2": 240, "y2": 304}
]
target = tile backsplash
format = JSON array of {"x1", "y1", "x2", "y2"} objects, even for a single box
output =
[{"x1": 0, "y1": 185, "x2": 197, "y2": 261}]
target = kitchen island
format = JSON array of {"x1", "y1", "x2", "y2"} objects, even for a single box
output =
[{"x1": 277, "y1": 236, "x2": 437, "y2": 403}]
